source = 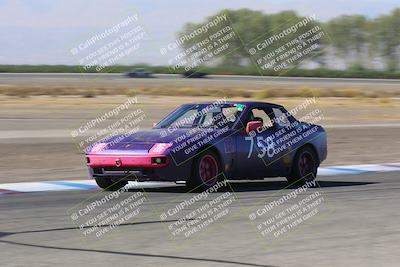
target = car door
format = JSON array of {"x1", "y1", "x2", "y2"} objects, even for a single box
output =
[
  {"x1": 234, "y1": 107, "x2": 284, "y2": 179},
  {"x1": 269, "y1": 106, "x2": 295, "y2": 176}
]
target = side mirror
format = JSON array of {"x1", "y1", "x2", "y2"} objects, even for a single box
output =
[{"x1": 246, "y1": 121, "x2": 262, "y2": 135}]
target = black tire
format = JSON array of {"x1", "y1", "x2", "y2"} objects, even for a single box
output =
[
  {"x1": 95, "y1": 177, "x2": 127, "y2": 191},
  {"x1": 287, "y1": 146, "x2": 318, "y2": 184},
  {"x1": 187, "y1": 150, "x2": 222, "y2": 191}
]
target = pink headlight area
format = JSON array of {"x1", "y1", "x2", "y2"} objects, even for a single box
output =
[
  {"x1": 149, "y1": 143, "x2": 173, "y2": 154},
  {"x1": 90, "y1": 143, "x2": 108, "y2": 154}
]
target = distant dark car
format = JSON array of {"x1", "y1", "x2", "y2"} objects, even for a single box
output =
[
  {"x1": 86, "y1": 101, "x2": 327, "y2": 191},
  {"x1": 182, "y1": 70, "x2": 207, "y2": 78},
  {"x1": 125, "y1": 68, "x2": 152, "y2": 78}
]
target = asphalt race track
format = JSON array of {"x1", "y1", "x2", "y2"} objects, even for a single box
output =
[
  {"x1": 1, "y1": 172, "x2": 399, "y2": 267},
  {"x1": 1, "y1": 73, "x2": 400, "y2": 89},
  {"x1": 1, "y1": 73, "x2": 400, "y2": 84},
  {"x1": 1, "y1": 73, "x2": 399, "y2": 266}
]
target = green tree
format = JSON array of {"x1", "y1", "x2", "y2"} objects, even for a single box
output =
[
  {"x1": 177, "y1": 9, "x2": 325, "y2": 69},
  {"x1": 326, "y1": 15, "x2": 368, "y2": 67},
  {"x1": 372, "y1": 8, "x2": 400, "y2": 71}
]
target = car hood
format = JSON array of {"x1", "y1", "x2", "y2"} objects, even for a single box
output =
[
  {"x1": 107, "y1": 128, "x2": 194, "y2": 143},
  {"x1": 88, "y1": 128, "x2": 223, "y2": 155}
]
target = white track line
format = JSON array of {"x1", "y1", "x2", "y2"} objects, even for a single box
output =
[{"x1": 0, "y1": 163, "x2": 399, "y2": 194}]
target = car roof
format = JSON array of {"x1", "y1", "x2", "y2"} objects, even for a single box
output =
[{"x1": 185, "y1": 100, "x2": 284, "y2": 108}]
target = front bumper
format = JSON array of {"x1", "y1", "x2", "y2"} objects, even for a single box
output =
[
  {"x1": 87, "y1": 154, "x2": 168, "y2": 168},
  {"x1": 86, "y1": 154, "x2": 190, "y2": 182}
]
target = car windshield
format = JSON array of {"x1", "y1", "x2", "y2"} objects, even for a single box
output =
[{"x1": 154, "y1": 103, "x2": 246, "y2": 129}]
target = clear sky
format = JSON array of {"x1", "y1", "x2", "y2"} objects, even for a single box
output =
[{"x1": 1, "y1": 0, "x2": 399, "y2": 65}]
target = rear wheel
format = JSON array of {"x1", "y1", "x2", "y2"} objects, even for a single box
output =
[
  {"x1": 187, "y1": 151, "x2": 222, "y2": 191},
  {"x1": 95, "y1": 177, "x2": 127, "y2": 191},
  {"x1": 287, "y1": 147, "x2": 318, "y2": 184}
]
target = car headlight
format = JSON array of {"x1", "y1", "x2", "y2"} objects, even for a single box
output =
[
  {"x1": 149, "y1": 143, "x2": 173, "y2": 154},
  {"x1": 90, "y1": 143, "x2": 108, "y2": 153}
]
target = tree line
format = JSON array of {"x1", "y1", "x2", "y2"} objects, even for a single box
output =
[{"x1": 177, "y1": 8, "x2": 400, "y2": 71}]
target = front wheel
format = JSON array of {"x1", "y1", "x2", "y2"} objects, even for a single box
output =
[
  {"x1": 95, "y1": 177, "x2": 127, "y2": 191},
  {"x1": 187, "y1": 151, "x2": 222, "y2": 191},
  {"x1": 287, "y1": 147, "x2": 318, "y2": 184}
]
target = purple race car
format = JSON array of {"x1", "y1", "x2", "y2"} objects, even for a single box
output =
[{"x1": 86, "y1": 101, "x2": 327, "y2": 190}]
